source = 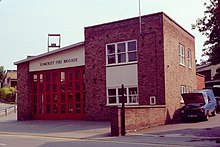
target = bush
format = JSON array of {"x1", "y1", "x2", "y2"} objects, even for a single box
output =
[{"x1": 0, "y1": 87, "x2": 16, "y2": 103}]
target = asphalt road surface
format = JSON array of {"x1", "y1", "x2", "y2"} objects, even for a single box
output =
[{"x1": 0, "y1": 107, "x2": 220, "y2": 147}]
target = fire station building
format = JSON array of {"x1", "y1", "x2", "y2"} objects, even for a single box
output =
[{"x1": 15, "y1": 12, "x2": 196, "y2": 128}]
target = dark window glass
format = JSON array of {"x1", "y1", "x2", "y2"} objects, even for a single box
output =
[
  {"x1": 76, "y1": 104, "x2": 80, "y2": 113},
  {"x1": 108, "y1": 89, "x2": 116, "y2": 96},
  {"x1": 107, "y1": 44, "x2": 115, "y2": 54},
  {"x1": 53, "y1": 84, "x2": 57, "y2": 92},
  {"x1": 68, "y1": 71, "x2": 73, "y2": 80},
  {"x1": 128, "y1": 41, "x2": 136, "y2": 51},
  {"x1": 53, "y1": 94, "x2": 58, "y2": 102},
  {"x1": 46, "y1": 105, "x2": 50, "y2": 113},
  {"x1": 108, "y1": 55, "x2": 116, "y2": 64},
  {"x1": 40, "y1": 84, "x2": 43, "y2": 93},
  {"x1": 76, "y1": 93, "x2": 80, "y2": 102},
  {"x1": 34, "y1": 95, "x2": 37, "y2": 104},
  {"x1": 61, "y1": 82, "x2": 65, "y2": 93},
  {"x1": 119, "y1": 96, "x2": 127, "y2": 103},
  {"x1": 68, "y1": 104, "x2": 73, "y2": 113},
  {"x1": 52, "y1": 72, "x2": 57, "y2": 82},
  {"x1": 118, "y1": 53, "x2": 126, "y2": 63},
  {"x1": 45, "y1": 73, "x2": 50, "y2": 82},
  {"x1": 68, "y1": 82, "x2": 72, "y2": 91},
  {"x1": 75, "y1": 70, "x2": 81, "y2": 80},
  {"x1": 61, "y1": 93, "x2": 65, "y2": 102},
  {"x1": 128, "y1": 52, "x2": 137, "y2": 62},
  {"x1": 68, "y1": 93, "x2": 73, "y2": 102},
  {"x1": 34, "y1": 105, "x2": 37, "y2": 114},
  {"x1": 61, "y1": 104, "x2": 65, "y2": 113},
  {"x1": 53, "y1": 104, "x2": 58, "y2": 113},
  {"x1": 75, "y1": 82, "x2": 80, "y2": 91},
  {"x1": 109, "y1": 97, "x2": 116, "y2": 104},
  {"x1": 34, "y1": 84, "x2": 37, "y2": 93},
  {"x1": 46, "y1": 84, "x2": 50, "y2": 93},
  {"x1": 46, "y1": 94, "x2": 50, "y2": 103},
  {"x1": 118, "y1": 88, "x2": 127, "y2": 95},
  {"x1": 117, "y1": 43, "x2": 125, "y2": 53}
]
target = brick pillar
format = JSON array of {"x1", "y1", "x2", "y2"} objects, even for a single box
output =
[
  {"x1": 17, "y1": 62, "x2": 32, "y2": 120},
  {"x1": 111, "y1": 106, "x2": 121, "y2": 136}
]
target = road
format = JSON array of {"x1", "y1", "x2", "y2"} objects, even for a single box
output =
[
  {"x1": 0, "y1": 109, "x2": 220, "y2": 146},
  {"x1": 0, "y1": 134, "x2": 198, "y2": 147}
]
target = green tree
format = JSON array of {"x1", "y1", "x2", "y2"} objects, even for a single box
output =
[
  {"x1": 0, "y1": 66, "x2": 6, "y2": 88},
  {"x1": 192, "y1": 0, "x2": 220, "y2": 65}
]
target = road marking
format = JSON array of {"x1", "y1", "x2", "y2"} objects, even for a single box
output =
[{"x1": 0, "y1": 143, "x2": 6, "y2": 146}]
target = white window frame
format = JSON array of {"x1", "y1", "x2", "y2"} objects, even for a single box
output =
[
  {"x1": 106, "y1": 86, "x2": 139, "y2": 106},
  {"x1": 180, "y1": 85, "x2": 186, "y2": 103},
  {"x1": 187, "y1": 49, "x2": 192, "y2": 68},
  {"x1": 179, "y1": 44, "x2": 185, "y2": 66},
  {"x1": 150, "y1": 96, "x2": 156, "y2": 105},
  {"x1": 106, "y1": 40, "x2": 137, "y2": 65}
]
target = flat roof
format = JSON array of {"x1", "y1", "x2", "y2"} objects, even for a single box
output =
[
  {"x1": 14, "y1": 41, "x2": 84, "y2": 65},
  {"x1": 85, "y1": 12, "x2": 194, "y2": 38}
]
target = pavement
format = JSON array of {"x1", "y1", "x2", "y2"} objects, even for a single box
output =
[
  {"x1": 0, "y1": 111, "x2": 111, "y2": 139},
  {"x1": 0, "y1": 103, "x2": 220, "y2": 147}
]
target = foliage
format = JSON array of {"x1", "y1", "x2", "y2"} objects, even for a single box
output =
[
  {"x1": 0, "y1": 66, "x2": 6, "y2": 83},
  {"x1": 0, "y1": 87, "x2": 16, "y2": 103},
  {"x1": 192, "y1": 0, "x2": 220, "y2": 65}
]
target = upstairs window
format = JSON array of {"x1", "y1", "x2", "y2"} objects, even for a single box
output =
[
  {"x1": 106, "y1": 40, "x2": 137, "y2": 65},
  {"x1": 188, "y1": 49, "x2": 192, "y2": 68},
  {"x1": 179, "y1": 44, "x2": 185, "y2": 66}
]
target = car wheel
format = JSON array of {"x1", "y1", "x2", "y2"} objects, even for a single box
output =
[{"x1": 212, "y1": 108, "x2": 217, "y2": 116}]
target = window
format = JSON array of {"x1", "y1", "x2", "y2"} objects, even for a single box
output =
[
  {"x1": 179, "y1": 44, "x2": 185, "y2": 65},
  {"x1": 150, "y1": 96, "x2": 156, "y2": 105},
  {"x1": 106, "y1": 40, "x2": 137, "y2": 65},
  {"x1": 180, "y1": 85, "x2": 186, "y2": 103},
  {"x1": 188, "y1": 49, "x2": 192, "y2": 68},
  {"x1": 107, "y1": 87, "x2": 138, "y2": 105}
]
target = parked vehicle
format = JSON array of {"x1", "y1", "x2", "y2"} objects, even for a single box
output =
[
  {"x1": 209, "y1": 86, "x2": 220, "y2": 112},
  {"x1": 180, "y1": 89, "x2": 217, "y2": 121}
]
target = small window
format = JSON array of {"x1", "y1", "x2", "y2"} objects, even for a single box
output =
[
  {"x1": 40, "y1": 74, "x2": 43, "y2": 82},
  {"x1": 128, "y1": 87, "x2": 138, "y2": 103},
  {"x1": 150, "y1": 96, "x2": 156, "y2": 105},
  {"x1": 33, "y1": 74, "x2": 37, "y2": 82},
  {"x1": 108, "y1": 89, "x2": 117, "y2": 104},
  {"x1": 128, "y1": 41, "x2": 137, "y2": 62},
  {"x1": 188, "y1": 49, "x2": 192, "y2": 68},
  {"x1": 61, "y1": 72, "x2": 65, "y2": 82},
  {"x1": 117, "y1": 43, "x2": 126, "y2": 63},
  {"x1": 179, "y1": 44, "x2": 185, "y2": 66},
  {"x1": 180, "y1": 85, "x2": 186, "y2": 103},
  {"x1": 107, "y1": 44, "x2": 116, "y2": 64}
]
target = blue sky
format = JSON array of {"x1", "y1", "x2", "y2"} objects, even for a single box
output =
[{"x1": 0, "y1": 0, "x2": 207, "y2": 70}]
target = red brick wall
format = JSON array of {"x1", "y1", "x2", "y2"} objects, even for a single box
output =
[
  {"x1": 163, "y1": 14, "x2": 196, "y2": 120},
  {"x1": 84, "y1": 12, "x2": 166, "y2": 120},
  {"x1": 111, "y1": 106, "x2": 166, "y2": 136},
  {"x1": 196, "y1": 73, "x2": 205, "y2": 89},
  {"x1": 17, "y1": 62, "x2": 33, "y2": 120}
]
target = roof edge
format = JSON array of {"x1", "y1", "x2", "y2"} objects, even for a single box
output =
[{"x1": 14, "y1": 41, "x2": 84, "y2": 65}]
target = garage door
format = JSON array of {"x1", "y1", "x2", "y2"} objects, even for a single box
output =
[{"x1": 32, "y1": 67, "x2": 85, "y2": 120}]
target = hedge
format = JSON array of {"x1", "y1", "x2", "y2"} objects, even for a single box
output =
[{"x1": 0, "y1": 87, "x2": 16, "y2": 103}]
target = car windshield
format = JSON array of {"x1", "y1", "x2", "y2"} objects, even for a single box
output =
[{"x1": 181, "y1": 93, "x2": 205, "y2": 105}]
